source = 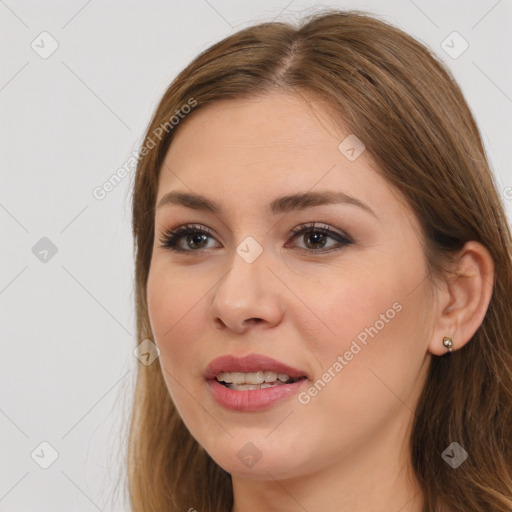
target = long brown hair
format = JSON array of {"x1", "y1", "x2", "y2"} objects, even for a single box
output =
[{"x1": 127, "y1": 9, "x2": 512, "y2": 511}]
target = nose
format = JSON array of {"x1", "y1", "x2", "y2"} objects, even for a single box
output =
[{"x1": 209, "y1": 246, "x2": 284, "y2": 334}]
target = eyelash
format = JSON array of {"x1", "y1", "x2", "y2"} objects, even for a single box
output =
[{"x1": 158, "y1": 222, "x2": 353, "y2": 256}]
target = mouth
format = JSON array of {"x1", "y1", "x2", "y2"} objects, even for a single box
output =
[
  {"x1": 215, "y1": 371, "x2": 307, "y2": 390},
  {"x1": 204, "y1": 353, "x2": 309, "y2": 411},
  {"x1": 205, "y1": 353, "x2": 309, "y2": 383}
]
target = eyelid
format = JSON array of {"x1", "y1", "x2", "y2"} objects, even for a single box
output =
[{"x1": 289, "y1": 222, "x2": 351, "y2": 240}]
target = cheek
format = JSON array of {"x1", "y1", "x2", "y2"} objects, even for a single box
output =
[
  {"x1": 304, "y1": 264, "x2": 403, "y2": 353},
  {"x1": 146, "y1": 262, "x2": 207, "y2": 370},
  {"x1": 302, "y1": 262, "x2": 431, "y2": 425},
  {"x1": 315, "y1": 241, "x2": 429, "y2": 351},
  {"x1": 305, "y1": 251, "x2": 426, "y2": 362},
  {"x1": 146, "y1": 263, "x2": 212, "y2": 430}
]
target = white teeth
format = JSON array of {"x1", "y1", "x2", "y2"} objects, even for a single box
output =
[
  {"x1": 263, "y1": 371, "x2": 278, "y2": 382},
  {"x1": 228, "y1": 382, "x2": 281, "y2": 391},
  {"x1": 251, "y1": 371, "x2": 265, "y2": 384},
  {"x1": 232, "y1": 372, "x2": 247, "y2": 384},
  {"x1": 217, "y1": 371, "x2": 290, "y2": 385}
]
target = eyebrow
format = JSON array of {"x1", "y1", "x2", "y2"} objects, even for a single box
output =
[{"x1": 156, "y1": 190, "x2": 378, "y2": 218}]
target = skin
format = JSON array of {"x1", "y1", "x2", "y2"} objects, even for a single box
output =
[{"x1": 146, "y1": 91, "x2": 494, "y2": 512}]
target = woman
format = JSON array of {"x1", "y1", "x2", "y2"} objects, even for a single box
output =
[{"x1": 127, "y1": 9, "x2": 512, "y2": 512}]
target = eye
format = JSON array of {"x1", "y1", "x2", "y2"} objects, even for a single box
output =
[
  {"x1": 158, "y1": 223, "x2": 218, "y2": 252},
  {"x1": 287, "y1": 222, "x2": 353, "y2": 255},
  {"x1": 158, "y1": 222, "x2": 353, "y2": 254}
]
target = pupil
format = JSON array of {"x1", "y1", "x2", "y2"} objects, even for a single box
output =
[
  {"x1": 306, "y1": 231, "x2": 325, "y2": 249},
  {"x1": 188, "y1": 233, "x2": 207, "y2": 248}
]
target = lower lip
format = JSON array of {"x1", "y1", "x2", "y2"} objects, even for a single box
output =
[{"x1": 207, "y1": 378, "x2": 307, "y2": 412}]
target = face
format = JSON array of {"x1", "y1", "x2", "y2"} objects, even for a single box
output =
[{"x1": 146, "y1": 92, "x2": 435, "y2": 481}]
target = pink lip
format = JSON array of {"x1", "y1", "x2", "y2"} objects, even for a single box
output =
[
  {"x1": 207, "y1": 379, "x2": 307, "y2": 412},
  {"x1": 204, "y1": 353, "x2": 308, "y2": 380},
  {"x1": 204, "y1": 354, "x2": 309, "y2": 412}
]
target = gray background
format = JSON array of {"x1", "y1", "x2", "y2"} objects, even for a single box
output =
[{"x1": 1, "y1": 0, "x2": 511, "y2": 510}]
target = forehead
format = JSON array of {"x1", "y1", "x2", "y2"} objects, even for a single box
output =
[
  {"x1": 167, "y1": 92, "x2": 345, "y2": 158},
  {"x1": 156, "y1": 92, "x2": 410, "y2": 223}
]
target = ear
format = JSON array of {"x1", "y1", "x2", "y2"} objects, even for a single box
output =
[{"x1": 428, "y1": 241, "x2": 495, "y2": 356}]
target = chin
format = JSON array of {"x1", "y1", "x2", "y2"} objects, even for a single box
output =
[{"x1": 202, "y1": 436, "x2": 310, "y2": 481}]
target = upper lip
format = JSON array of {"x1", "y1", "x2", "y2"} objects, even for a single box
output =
[{"x1": 205, "y1": 354, "x2": 309, "y2": 380}]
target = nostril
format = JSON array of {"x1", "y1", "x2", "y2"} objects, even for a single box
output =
[
  {"x1": 244, "y1": 318, "x2": 263, "y2": 325},
  {"x1": 214, "y1": 318, "x2": 225, "y2": 329},
  {"x1": 213, "y1": 317, "x2": 263, "y2": 332}
]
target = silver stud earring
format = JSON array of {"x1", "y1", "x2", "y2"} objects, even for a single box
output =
[{"x1": 443, "y1": 336, "x2": 453, "y2": 353}]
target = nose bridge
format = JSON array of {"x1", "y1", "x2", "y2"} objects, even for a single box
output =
[
  {"x1": 218, "y1": 239, "x2": 269, "y2": 306},
  {"x1": 209, "y1": 237, "x2": 283, "y2": 330}
]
